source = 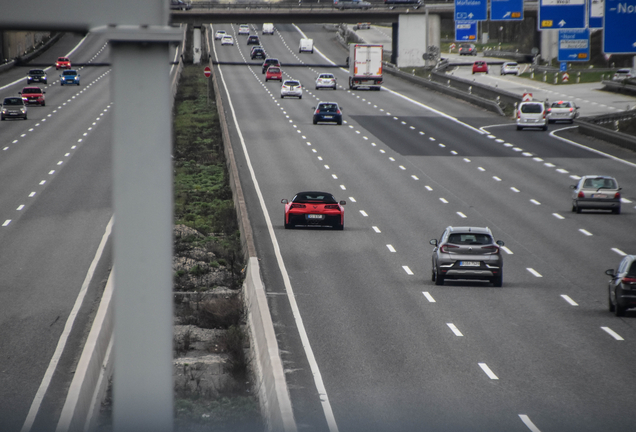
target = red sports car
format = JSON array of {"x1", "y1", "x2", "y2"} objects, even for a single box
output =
[
  {"x1": 56, "y1": 57, "x2": 71, "y2": 70},
  {"x1": 19, "y1": 86, "x2": 46, "y2": 106},
  {"x1": 265, "y1": 66, "x2": 282, "y2": 82},
  {"x1": 472, "y1": 61, "x2": 488, "y2": 74},
  {"x1": 282, "y1": 191, "x2": 346, "y2": 230}
]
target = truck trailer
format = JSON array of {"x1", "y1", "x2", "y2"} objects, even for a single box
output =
[{"x1": 348, "y1": 44, "x2": 383, "y2": 90}]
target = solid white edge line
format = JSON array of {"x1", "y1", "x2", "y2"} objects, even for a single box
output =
[
  {"x1": 21, "y1": 217, "x2": 113, "y2": 432},
  {"x1": 519, "y1": 414, "x2": 542, "y2": 432},
  {"x1": 601, "y1": 327, "x2": 624, "y2": 341},
  {"x1": 478, "y1": 363, "x2": 499, "y2": 380},
  {"x1": 213, "y1": 35, "x2": 334, "y2": 432},
  {"x1": 550, "y1": 127, "x2": 636, "y2": 168}
]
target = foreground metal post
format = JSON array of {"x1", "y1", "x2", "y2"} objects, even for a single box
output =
[{"x1": 111, "y1": 38, "x2": 174, "y2": 432}]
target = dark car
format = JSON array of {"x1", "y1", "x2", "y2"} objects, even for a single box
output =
[
  {"x1": 247, "y1": 35, "x2": 260, "y2": 45},
  {"x1": 430, "y1": 226, "x2": 505, "y2": 287},
  {"x1": 459, "y1": 43, "x2": 477, "y2": 56},
  {"x1": 313, "y1": 102, "x2": 343, "y2": 125},
  {"x1": 281, "y1": 191, "x2": 346, "y2": 229},
  {"x1": 262, "y1": 58, "x2": 280, "y2": 74},
  {"x1": 19, "y1": 86, "x2": 46, "y2": 106},
  {"x1": 606, "y1": 255, "x2": 636, "y2": 316},
  {"x1": 1, "y1": 97, "x2": 27, "y2": 120},
  {"x1": 27, "y1": 69, "x2": 47, "y2": 84},
  {"x1": 250, "y1": 46, "x2": 266, "y2": 60},
  {"x1": 170, "y1": 0, "x2": 191, "y2": 10}
]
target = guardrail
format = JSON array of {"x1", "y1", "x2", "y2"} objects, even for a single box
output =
[
  {"x1": 601, "y1": 79, "x2": 636, "y2": 96},
  {"x1": 575, "y1": 110, "x2": 636, "y2": 152}
]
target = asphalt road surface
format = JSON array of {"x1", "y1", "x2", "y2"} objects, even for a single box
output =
[{"x1": 212, "y1": 22, "x2": 636, "y2": 432}]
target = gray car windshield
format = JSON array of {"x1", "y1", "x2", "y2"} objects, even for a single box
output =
[
  {"x1": 448, "y1": 234, "x2": 492, "y2": 245},
  {"x1": 4, "y1": 98, "x2": 23, "y2": 105}
]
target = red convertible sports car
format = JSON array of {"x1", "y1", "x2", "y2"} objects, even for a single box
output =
[{"x1": 282, "y1": 191, "x2": 346, "y2": 229}]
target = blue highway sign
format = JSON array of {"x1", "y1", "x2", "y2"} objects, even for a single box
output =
[
  {"x1": 491, "y1": 0, "x2": 523, "y2": 21},
  {"x1": 558, "y1": 29, "x2": 590, "y2": 61},
  {"x1": 538, "y1": 0, "x2": 587, "y2": 29},
  {"x1": 455, "y1": 21, "x2": 478, "y2": 41},
  {"x1": 455, "y1": 0, "x2": 487, "y2": 21},
  {"x1": 604, "y1": 0, "x2": 636, "y2": 53},
  {"x1": 589, "y1": 0, "x2": 604, "y2": 28}
]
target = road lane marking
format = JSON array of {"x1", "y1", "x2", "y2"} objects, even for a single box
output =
[
  {"x1": 360, "y1": 210, "x2": 368, "y2": 217},
  {"x1": 399, "y1": 165, "x2": 406, "y2": 170},
  {"x1": 439, "y1": 198, "x2": 448, "y2": 203},
  {"x1": 3, "y1": 220, "x2": 11, "y2": 226},
  {"x1": 372, "y1": 226, "x2": 381, "y2": 233},
  {"x1": 478, "y1": 167, "x2": 485, "y2": 171},
  {"x1": 612, "y1": 248, "x2": 626, "y2": 256},
  {"x1": 579, "y1": 229, "x2": 592, "y2": 236},
  {"x1": 422, "y1": 292, "x2": 436, "y2": 302},
  {"x1": 493, "y1": 176, "x2": 502, "y2": 181},
  {"x1": 501, "y1": 246, "x2": 513, "y2": 255},
  {"x1": 527, "y1": 268, "x2": 542, "y2": 277},
  {"x1": 349, "y1": 197, "x2": 356, "y2": 202},
  {"x1": 425, "y1": 186, "x2": 432, "y2": 191},
  {"x1": 511, "y1": 187, "x2": 520, "y2": 192},
  {"x1": 553, "y1": 213, "x2": 564, "y2": 220},
  {"x1": 340, "y1": 185, "x2": 346, "y2": 190},
  {"x1": 530, "y1": 199, "x2": 541, "y2": 205},
  {"x1": 331, "y1": 174, "x2": 338, "y2": 179},
  {"x1": 387, "y1": 245, "x2": 396, "y2": 252},
  {"x1": 447, "y1": 323, "x2": 463, "y2": 336},
  {"x1": 478, "y1": 363, "x2": 499, "y2": 379},
  {"x1": 411, "y1": 175, "x2": 419, "y2": 180},
  {"x1": 519, "y1": 415, "x2": 542, "y2": 432},
  {"x1": 561, "y1": 295, "x2": 579, "y2": 306},
  {"x1": 601, "y1": 327, "x2": 624, "y2": 341},
  {"x1": 403, "y1": 266, "x2": 414, "y2": 275}
]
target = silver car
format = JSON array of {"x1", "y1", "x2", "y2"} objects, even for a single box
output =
[
  {"x1": 500, "y1": 62, "x2": 520, "y2": 76},
  {"x1": 316, "y1": 73, "x2": 337, "y2": 90},
  {"x1": 430, "y1": 227, "x2": 505, "y2": 287},
  {"x1": 516, "y1": 101, "x2": 547, "y2": 131},
  {"x1": 570, "y1": 175, "x2": 622, "y2": 214},
  {"x1": 281, "y1": 80, "x2": 302, "y2": 99},
  {"x1": 547, "y1": 100, "x2": 579, "y2": 123}
]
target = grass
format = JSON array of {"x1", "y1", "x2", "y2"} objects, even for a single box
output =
[{"x1": 519, "y1": 70, "x2": 611, "y2": 85}]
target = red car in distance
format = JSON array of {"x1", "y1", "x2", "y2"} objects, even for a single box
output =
[
  {"x1": 472, "y1": 60, "x2": 488, "y2": 74},
  {"x1": 19, "y1": 86, "x2": 46, "y2": 106},
  {"x1": 265, "y1": 66, "x2": 282, "y2": 82},
  {"x1": 56, "y1": 57, "x2": 71, "y2": 70},
  {"x1": 282, "y1": 191, "x2": 346, "y2": 230}
]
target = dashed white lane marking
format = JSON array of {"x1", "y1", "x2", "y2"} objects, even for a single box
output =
[
  {"x1": 579, "y1": 229, "x2": 592, "y2": 236},
  {"x1": 511, "y1": 187, "x2": 520, "y2": 192},
  {"x1": 519, "y1": 414, "x2": 542, "y2": 432},
  {"x1": 340, "y1": 185, "x2": 346, "y2": 190},
  {"x1": 621, "y1": 198, "x2": 632, "y2": 203},
  {"x1": 349, "y1": 197, "x2": 356, "y2": 203},
  {"x1": 457, "y1": 212, "x2": 467, "y2": 218},
  {"x1": 447, "y1": 323, "x2": 463, "y2": 336},
  {"x1": 29, "y1": 192, "x2": 36, "y2": 197},
  {"x1": 478, "y1": 167, "x2": 485, "y2": 172},
  {"x1": 463, "y1": 158, "x2": 471, "y2": 163},
  {"x1": 612, "y1": 248, "x2": 626, "y2": 256},
  {"x1": 556, "y1": 168, "x2": 569, "y2": 174},
  {"x1": 493, "y1": 176, "x2": 502, "y2": 181},
  {"x1": 530, "y1": 199, "x2": 541, "y2": 205},
  {"x1": 439, "y1": 198, "x2": 448, "y2": 203},
  {"x1": 533, "y1": 157, "x2": 543, "y2": 162},
  {"x1": 372, "y1": 226, "x2": 381, "y2": 233},
  {"x1": 553, "y1": 213, "x2": 565, "y2": 220},
  {"x1": 402, "y1": 266, "x2": 414, "y2": 275},
  {"x1": 387, "y1": 245, "x2": 396, "y2": 253},
  {"x1": 544, "y1": 162, "x2": 555, "y2": 167},
  {"x1": 425, "y1": 186, "x2": 433, "y2": 191},
  {"x1": 601, "y1": 327, "x2": 624, "y2": 341},
  {"x1": 17, "y1": 205, "x2": 24, "y2": 211},
  {"x1": 501, "y1": 246, "x2": 513, "y2": 255},
  {"x1": 360, "y1": 210, "x2": 368, "y2": 217},
  {"x1": 324, "y1": 165, "x2": 329, "y2": 169},
  {"x1": 399, "y1": 165, "x2": 406, "y2": 170},
  {"x1": 478, "y1": 363, "x2": 499, "y2": 380},
  {"x1": 422, "y1": 292, "x2": 436, "y2": 303},
  {"x1": 561, "y1": 295, "x2": 579, "y2": 306},
  {"x1": 527, "y1": 268, "x2": 543, "y2": 277},
  {"x1": 3, "y1": 220, "x2": 11, "y2": 227},
  {"x1": 411, "y1": 175, "x2": 419, "y2": 180},
  {"x1": 331, "y1": 174, "x2": 338, "y2": 179}
]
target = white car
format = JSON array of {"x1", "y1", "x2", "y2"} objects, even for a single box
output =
[
  {"x1": 214, "y1": 30, "x2": 226, "y2": 40},
  {"x1": 221, "y1": 35, "x2": 234, "y2": 46},
  {"x1": 238, "y1": 25, "x2": 250, "y2": 35},
  {"x1": 281, "y1": 80, "x2": 303, "y2": 99},
  {"x1": 547, "y1": 100, "x2": 579, "y2": 123},
  {"x1": 613, "y1": 68, "x2": 633, "y2": 80},
  {"x1": 516, "y1": 101, "x2": 548, "y2": 131},
  {"x1": 315, "y1": 73, "x2": 337, "y2": 90},
  {"x1": 500, "y1": 62, "x2": 520, "y2": 76},
  {"x1": 262, "y1": 23, "x2": 274, "y2": 35}
]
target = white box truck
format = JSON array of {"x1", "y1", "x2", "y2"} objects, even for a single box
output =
[
  {"x1": 348, "y1": 44, "x2": 383, "y2": 90},
  {"x1": 262, "y1": 23, "x2": 274, "y2": 35},
  {"x1": 299, "y1": 38, "x2": 314, "y2": 53}
]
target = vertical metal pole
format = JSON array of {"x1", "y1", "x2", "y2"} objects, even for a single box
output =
[
  {"x1": 424, "y1": 6, "x2": 429, "y2": 67},
  {"x1": 111, "y1": 41, "x2": 174, "y2": 432}
]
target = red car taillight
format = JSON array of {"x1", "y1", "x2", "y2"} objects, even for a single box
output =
[
  {"x1": 324, "y1": 205, "x2": 339, "y2": 209},
  {"x1": 569, "y1": 108, "x2": 573, "y2": 112},
  {"x1": 517, "y1": 110, "x2": 521, "y2": 119},
  {"x1": 290, "y1": 204, "x2": 306, "y2": 209},
  {"x1": 481, "y1": 245, "x2": 499, "y2": 254},
  {"x1": 547, "y1": 108, "x2": 552, "y2": 113},
  {"x1": 578, "y1": 191, "x2": 585, "y2": 198},
  {"x1": 336, "y1": 110, "x2": 341, "y2": 114},
  {"x1": 614, "y1": 192, "x2": 621, "y2": 199},
  {"x1": 440, "y1": 244, "x2": 459, "y2": 253},
  {"x1": 315, "y1": 109, "x2": 320, "y2": 115},
  {"x1": 622, "y1": 277, "x2": 636, "y2": 285}
]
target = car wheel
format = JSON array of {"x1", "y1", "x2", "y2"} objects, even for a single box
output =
[
  {"x1": 542, "y1": 124, "x2": 548, "y2": 131},
  {"x1": 337, "y1": 120, "x2": 342, "y2": 125},
  {"x1": 431, "y1": 268, "x2": 436, "y2": 282},
  {"x1": 576, "y1": 205, "x2": 582, "y2": 214},
  {"x1": 571, "y1": 203, "x2": 577, "y2": 213},
  {"x1": 1, "y1": 116, "x2": 4, "y2": 121},
  {"x1": 284, "y1": 220, "x2": 293, "y2": 229},
  {"x1": 24, "y1": 115, "x2": 27, "y2": 120},
  {"x1": 280, "y1": 95, "x2": 284, "y2": 99},
  {"x1": 313, "y1": 119, "x2": 318, "y2": 125},
  {"x1": 435, "y1": 270, "x2": 445, "y2": 286},
  {"x1": 614, "y1": 206, "x2": 621, "y2": 215},
  {"x1": 492, "y1": 272, "x2": 503, "y2": 287},
  {"x1": 516, "y1": 126, "x2": 522, "y2": 131},
  {"x1": 265, "y1": 78, "x2": 268, "y2": 82},
  {"x1": 299, "y1": 95, "x2": 302, "y2": 99},
  {"x1": 609, "y1": 291, "x2": 616, "y2": 312},
  {"x1": 42, "y1": 102, "x2": 45, "y2": 106},
  {"x1": 334, "y1": 222, "x2": 344, "y2": 230},
  {"x1": 615, "y1": 298, "x2": 625, "y2": 317},
  {"x1": 315, "y1": 86, "x2": 319, "y2": 90}
]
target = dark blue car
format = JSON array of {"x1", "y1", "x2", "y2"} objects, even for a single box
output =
[
  {"x1": 313, "y1": 102, "x2": 343, "y2": 125},
  {"x1": 60, "y1": 69, "x2": 80, "y2": 86}
]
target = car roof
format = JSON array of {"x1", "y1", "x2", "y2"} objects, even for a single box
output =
[
  {"x1": 63, "y1": 69, "x2": 77, "y2": 73},
  {"x1": 446, "y1": 226, "x2": 492, "y2": 235},
  {"x1": 22, "y1": 86, "x2": 42, "y2": 90},
  {"x1": 317, "y1": 101, "x2": 338, "y2": 105},
  {"x1": 295, "y1": 191, "x2": 335, "y2": 196},
  {"x1": 29, "y1": 69, "x2": 45, "y2": 73},
  {"x1": 580, "y1": 175, "x2": 616, "y2": 180}
]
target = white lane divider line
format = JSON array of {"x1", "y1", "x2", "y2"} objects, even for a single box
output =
[
  {"x1": 360, "y1": 210, "x2": 368, "y2": 217},
  {"x1": 340, "y1": 185, "x2": 346, "y2": 190},
  {"x1": 519, "y1": 414, "x2": 542, "y2": 432},
  {"x1": 478, "y1": 363, "x2": 499, "y2": 380},
  {"x1": 348, "y1": 197, "x2": 356, "y2": 203},
  {"x1": 411, "y1": 175, "x2": 419, "y2": 180},
  {"x1": 533, "y1": 157, "x2": 544, "y2": 162},
  {"x1": 601, "y1": 327, "x2": 624, "y2": 341},
  {"x1": 399, "y1": 165, "x2": 406, "y2": 170},
  {"x1": 612, "y1": 248, "x2": 626, "y2": 256},
  {"x1": 457, "y1": 212, "x2": 467, "y2": 218},
  {"x1": 422, "y1": 292, "x2": 436, "y2": 303},
  {"x1": 403, "y1": 266, "x2": 414, "y2": 275},
  {"x1": 530, "y1": 199, "x2": 541, "y2": 205},
  {"x1": 3, "y1": 220, "x2": 11, "y2": 227},
  {"x1": 425, "y1": 186, "x2": 433, "y2": 191},
  {"x1": 621, "y1": 198, "x2": 632, "y2": 203},
  {"x1": 387, "y1": 245, "x2": 396, "y2": 253},
  {"x1": 331, "y1": 174, "x2": 338, "y2": 179},
  {"x1": 561, "y1": 295, "x2": 579, "y2": 306},
  {"x1": 553, "y1": 213, "x2": 565, "y2": 220},
  {"x1": 544, "y1": 162, "x2": 555, "y2": 167},
  {"x1": 556, "y1": 168, "x2": 569, "y2": 174},
  {"x1": 527, "y1": 268, "x2": 543, "y2": 277},
  {"x1": 579, "y1": 229, "x2": 593, "y2": 236},
  {"x1": 478, "y1": 167, "x2": 485, "y2": 172},
  {"x1": 439, "y1": 198, "x2": 448, "y2": 203},
  {"x1": 447, "y1": 323, "x2": 463, "y2": 336},
  {"x1": 372, "y1": 226, "x2": 381, "y2": 233},
  {"x1": 324, "y1": 165, "x2": 330, "y2": 169},
  {"x1": 493, "y1": 176, "x2": 502, "y2": 181},
  {"x1": 501, "y1": 246, "x2": 513, "y2": 255},
  {"x1": 511, "y1": 187, "x2": 520, "y2": 192},
  {"x1": 17, "y1": 205, "x2": 25, "y2": 211}
]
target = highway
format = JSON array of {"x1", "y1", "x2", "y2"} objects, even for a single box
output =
[{"x1": 211, "y1": 22, "x2": 636, "y2": 432}]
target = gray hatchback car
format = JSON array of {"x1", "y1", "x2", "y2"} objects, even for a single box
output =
[
  {"x1": 570, "y1": 175, "x2": 621, "y2": 214},
  {"x1": 430, "y1": 227, "x2": 505, "y2": 287}
]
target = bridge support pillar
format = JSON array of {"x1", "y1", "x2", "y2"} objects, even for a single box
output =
[
  {"x1": 397, "y1": 12, "x2": 440, "y2": 68},
  {"x1": 540, "y1": 29, "x2": 558, "y2": 65}
]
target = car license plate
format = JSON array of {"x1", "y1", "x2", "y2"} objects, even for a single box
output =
[
  {"x1": 460, "y1": 261, "x2": 480, "y2": 267},
  {"x1": 307, "y1": 214, "x2": 323, "y2": 219},
  {"x1": 324, "y1": 116, "x2": 332, "y2": 119},
  {"x1": 592, "y1": 193, "x2": 607, "y2": 198}
]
